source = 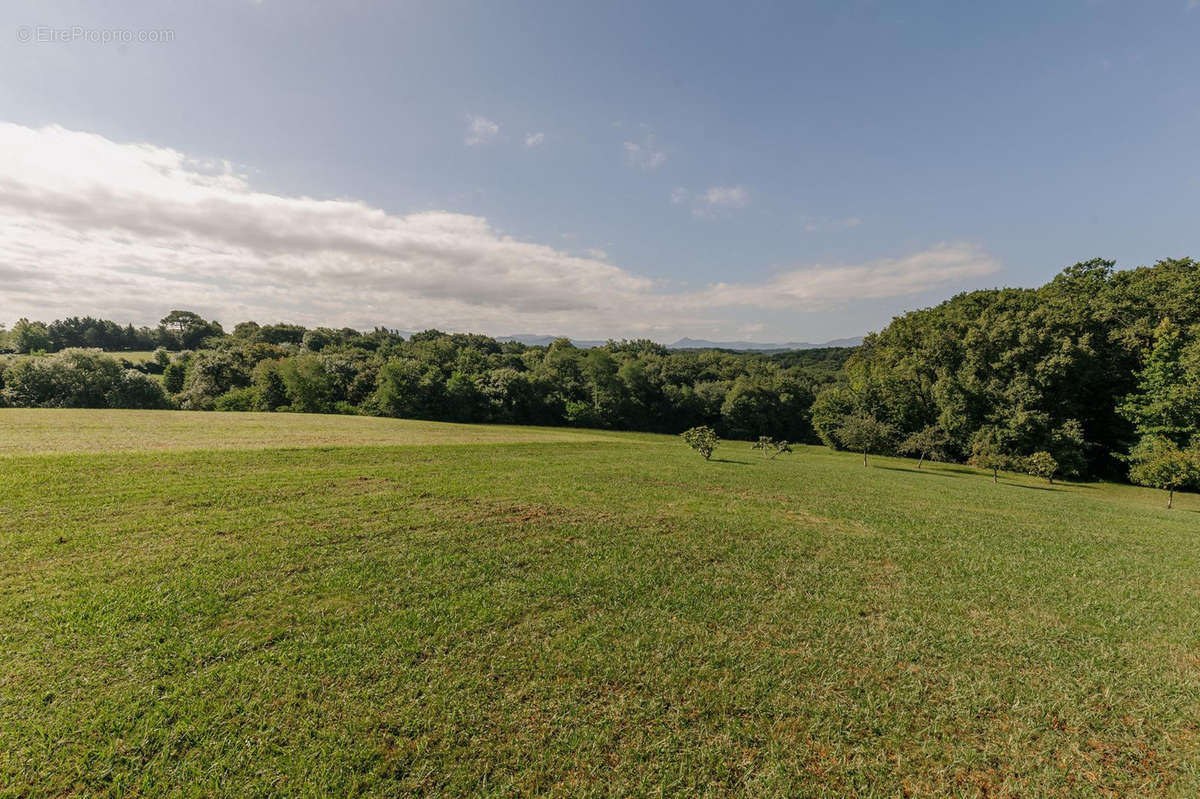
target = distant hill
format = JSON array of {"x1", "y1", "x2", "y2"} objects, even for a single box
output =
[
  {"x1": 667, "y1": 336, "x2": 863, "y2": 351},
  {"x1": 496, "y1": 334, "x2": 862, "y2": 351},
  {"x1": 496, "y1": 334, "x2": 607, "y2": 348}
]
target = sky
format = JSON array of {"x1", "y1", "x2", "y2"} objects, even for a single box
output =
[{"x1": 1, "y1": 0, "x2": 1198, "y2": 344}]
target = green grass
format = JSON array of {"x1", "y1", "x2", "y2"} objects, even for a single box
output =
[
  {"x1": 1, "y1": 409, "x2": 1198, "y2": 796},
  {"x1": 0, "y1": 409, "x2": 638, "y2": 455},
  {"x1": 1, "y1": 350, "x2": 160, "y2": 362}
]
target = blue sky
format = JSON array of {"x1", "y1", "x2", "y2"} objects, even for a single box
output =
[{"x1": 2, "y1": 0, "x2": 1198, "y2": 342}]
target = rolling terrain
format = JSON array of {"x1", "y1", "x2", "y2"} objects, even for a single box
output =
[{"x1": 1, "y1": 409, "x2": 1198, "y2": 795}]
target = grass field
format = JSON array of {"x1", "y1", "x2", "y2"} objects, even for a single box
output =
[
  {"x1": 2, "y1": 409, "x2": 1199, "y2": 796},
  {"x1": 1, "y1": 350, "x2": 160, "y2": 362}
]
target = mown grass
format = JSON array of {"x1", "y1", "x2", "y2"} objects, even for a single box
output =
[
  {"x1": 0, "y1": 409, "x2": 638, "y2": 455},
  {"x1": 1, "y1": 409, "x2": 1199, "y2": 796}
]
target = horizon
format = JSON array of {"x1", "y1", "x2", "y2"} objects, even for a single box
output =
[{"x1": 0, "y1": 256, "x2": 1164, "y2": 347}]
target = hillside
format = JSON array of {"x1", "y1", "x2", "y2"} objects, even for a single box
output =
[{"x1": 2, "y1": 409, "x2": 1198, "y2": 794}]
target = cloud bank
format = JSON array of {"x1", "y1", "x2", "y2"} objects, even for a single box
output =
[{"x1": 0, "y1": 123, "x2": 1000, "y2": 339}]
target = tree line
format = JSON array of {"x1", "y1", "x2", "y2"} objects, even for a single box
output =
[
  {"x1": 0, "y1": 312, "x2": 848, "y2": 443},
  {"x1": 2, "y1": 256, "x2": 1198, "y2": 500},
  {"x1": 809, "y1": 257, "x2": 1200, "y2": 501}
]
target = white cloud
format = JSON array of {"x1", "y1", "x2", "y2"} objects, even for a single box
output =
[
  {"x1": 701, "y1": 185, "x2": 749, "y2": 209},
  {"x1": 0, "y1": 123, "x2": 1001, "y2": 339},
  {"x1": 523, "y1": 132, "x2": 545, "y2": 148},
  {"x1": 464, "y1": 115, "x2": 499, "y2": 146},
  {"x1": 678, "y1": 243, "x2": 999, "y2": 311},
  {"x1": 680, "y1": 185, "x2": 749, "y2": 217},
  {"x1": 623, "y1": 136, "x2": 666, "y2": 170},
  {"x1": 584, "y1": 248, "x2": 609, "y2": 261}
]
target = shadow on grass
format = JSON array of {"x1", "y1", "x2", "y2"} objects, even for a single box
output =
[
  {"x1": 936, "y1": 465, "x2": 982, "y2": 476},
  {"x1": 875, "y1": 465, "x2": 960, "y2": 478},
  {"x1": 1007, "y1": 483, "x2": 1062, "y2": 492},
  {"x1": 711, "y1": 458, "x2": 751, "y2": 465}
]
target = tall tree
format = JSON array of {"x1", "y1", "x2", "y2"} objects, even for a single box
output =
[{"x1": 1119, "y1": 318, "x2": 1200, "y2": 446}]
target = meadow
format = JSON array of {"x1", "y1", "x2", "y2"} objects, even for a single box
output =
[{"x1": 1, "y1": 409, "x2": 1198, "y2": 796}]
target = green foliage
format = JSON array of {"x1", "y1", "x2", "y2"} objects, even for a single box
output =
[
  {"x1": 1126, "y1": 435, "x2": 1200, "y2": 508},
  {"x1": 177, "y1": 351, "x2": 250, "y2": 410},
  {"x1": 898, "y1": 424, "x2": 950, "y2": 468},
  {"x1": 162, "y1": 360, "x2": 187, "y2": 394},
  {"x1": 214, "y1": 386, "x2": 261, "y2": 412},
  {"x1": 751, "y1": 436, "x2": 793, "y2": 458},
  {"x1": 10, "y1": 318, "x2": 52, "y2": 354},
  {"x1": 681, "y1": 425, "x2": 719, "y2": 460},
  {"x1": 1119, "y1": 318, "x2": 1200, "y2": 446},
  {"x1": 968, "y1": 427, "x2": 1014, "y2": 482},
  {"x1": 372, "y1": 359, "x2": 439, "y2": 419},
  {"x1": 814, "y1": 257, "x2": 1200, "y2": 477},
  {"x1": 1025, "y1": 451, "x2": 1059, "y2": 483},
  {"x1": 252, "y1": 360, "x2": 288, "y2": 411},
  {"x1": 279, "y1": 355, "x2": 335, "y2": 413},
  {"x1": 160, "y1": 310, "x2": 224, "y2": 349},
  {"x1": 833, "y1": 412, "x2": 896, "y2": 466},
  {"x1": 809, "y1": 385, "x2": 856, "y2": 448},
  {"x1": 4, "y1": 312, "x2": 833, "y2": 437},
  {"x1": 0, "y1": 350, "x2": 169, "y2": 409},
  {"x1": 301, "y1": 327, "x2": 340, "y2": 352}
]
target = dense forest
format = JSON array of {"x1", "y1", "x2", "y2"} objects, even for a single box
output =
[
  {"x1": 3, "y1": 257, "x2": 1199, "y2": 490},
  {"x1": 0, "y1": 311, "x2": 849, "y2": 444},
  {"x1": 814, "y1": 257, "x2": 1200, "y2": 483}
]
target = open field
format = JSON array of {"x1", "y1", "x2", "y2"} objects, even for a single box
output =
[
  {"x1": 2, "y1": 409, "x2": 1199, "y2": 795},
  {"x1": 1, "y1": 350, "x2": 160, "y2": 362},
  {"x1": 0, "y1": 408, "x2": 638, "y2": 455}
]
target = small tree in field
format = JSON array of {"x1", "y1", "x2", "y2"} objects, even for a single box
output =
[
  {"x1": 752, "y1": 436, "x2": 793, "y2": 459},
  {"x1": 968, "y1": 428, "x2": 1012, "y2": 483},
  {"x1": 1126, "y1": 435, "x2": 1200, "y2": 509},
  {"x1": 681, "y1": 426, "x2": 719, "y2": 460},
  {"x1": 835, "y1": 413, "x2": 896, "y2": 466},
  {"x1": 1025, "y1": 451, "x2": 1059, "y2": 484},
  {"x1": 898, "y1": 425, "x2": 950, "y2": 468}
]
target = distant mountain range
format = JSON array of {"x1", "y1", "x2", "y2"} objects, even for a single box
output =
[
  {"x1": 496, "y1": 334, "x2": 607, "y2": 348},
  {"x1": 496, "y1": 333, "x2": 863, "y2": 351},
  {"x1": 667, "y1": 336, "x2": 863, "y2": 351}
]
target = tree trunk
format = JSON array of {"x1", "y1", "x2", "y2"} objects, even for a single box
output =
[
  {"x1": 863, "y1": 449, "x2": 868, "y2": 467},
  {"x1": 1168, "y1": 488, "x2": 1174, "y2": 509},
  {"x1": 992, "y1": 468, "x2": 998, "y2": 483},
  {"x1": 917, "y1": 452, "x2": 925, "y2": 469}
]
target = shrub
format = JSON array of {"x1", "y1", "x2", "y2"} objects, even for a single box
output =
[
  {"x1": 162, "y1": 361, "x2": 187, "y2": 394},
  {"x1": 214, "y1": 386, "x2": 260, "y2": 412},
  {"x1": 1025, "y1": 451, "x2": 1059, "y2": 484},
  {"x1": 681, "y1": 426, "x2": 719, "y2": 460},
  {"x1": 752, "y1": 436, "x2": 792, "y2": 459}
]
